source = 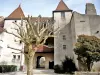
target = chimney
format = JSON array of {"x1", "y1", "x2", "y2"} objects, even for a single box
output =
[{"x1": 85, "y1": 3, "x2": 97, "y2": 15}]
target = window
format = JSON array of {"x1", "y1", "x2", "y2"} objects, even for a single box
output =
[
  {"x1": 13, "y1": 55, "x2": 16, "y2": 59},
  {"x1": 61, "y1": 12, "x2": 65, "y2": 19},
  {"x1": 19, "y1": 40, "x2": 22, "y2": 44},
  {"x1": 12, "y1": 55, "x2": 16, "y2": 62},
  {"x1": 18, "y1": 55, "x2": 20, "y2": 60},
  {"x1": 95, "y1": 31, "x2": 99, "y2": 34},
  {"x1": 63, "y1": 35, "x2": 66, "y2": 40},
  {"x1": 63, "y1": 45, "x2": 66, "y2": 49},
  {"x1": 80, "y1": 21, "x2": 85, "y2": 22}
]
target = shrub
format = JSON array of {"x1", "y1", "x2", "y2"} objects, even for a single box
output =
[
  {"x1": 54, "y1": 65, "x2": 64, "y2": 73},
  {"x1": 54, "y1": 56, "x2": 77, "y2": 74},
  {"x1": 62, "y1": 56, "x2": 77, "y2": 73},
  {"x1": 0, "y1": 65, "x2": 17, "y2": 73}
]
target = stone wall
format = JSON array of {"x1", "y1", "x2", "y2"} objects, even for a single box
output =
[
  {"x1": 54, "y1": 11, "x2": 73, "y2": 65},
  {"x1": 71, "y1": 11, "x2": 100, "y2": 70}
]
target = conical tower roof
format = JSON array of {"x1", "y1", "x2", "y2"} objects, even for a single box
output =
[
  {"x1": 7, "y1": 5, "x2": 25, "y2": 19},
  {"x1": 54, "y1": 0, "x2": 71, "y2": 11}
]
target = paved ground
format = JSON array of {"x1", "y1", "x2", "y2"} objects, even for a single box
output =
[{"x1": 0, "y1": 69, "x2": 59, "y2": 75}]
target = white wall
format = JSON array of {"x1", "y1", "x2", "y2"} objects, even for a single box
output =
[{"x1": 0, "y1": 20, "x2": 25, "y2": 68}]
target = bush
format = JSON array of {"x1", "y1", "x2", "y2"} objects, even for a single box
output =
[
  {"x1": 0, "y1": 65, "x2": 17, "y2": 73},
  {"x1": 54, "y1": 56, "x2": 77, "y2": 74},
  {"x1": 54, "y1": 65, "x2": 64, "y2": 73},
  {"x1": 62, "y1": 56, "x2": 77, "y2": 73}
]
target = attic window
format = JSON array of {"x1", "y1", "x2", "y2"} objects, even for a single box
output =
[{"x1": 61, "y1": 12, "x2": 65, "y2": 19}]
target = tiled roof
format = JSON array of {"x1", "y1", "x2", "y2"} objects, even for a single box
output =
[
  {"x1": 7, "y1": 5, "x2": 25, "y2": 19},
  {"x1": 27, "y1": 16, "x2": 52, "y2": 22},
  {"x1": 55, "y1": 0, "x2": 71, "y2": 11},
  {"x1": 36, "y1": 45, "x2": 54, "y2": 53}
]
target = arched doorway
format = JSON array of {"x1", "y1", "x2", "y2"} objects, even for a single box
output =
[{"x1": 36, "y1": 56, "x2": 45, "y2": 68}]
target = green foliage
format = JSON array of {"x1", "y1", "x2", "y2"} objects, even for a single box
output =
[
  {"x1": 62, "y1": 56, "x2": 77, "y2": 73},
  {"x1": 54, "y1": 56, "x2": 77, "y2": 74},
  {"x1": 54, "y1": 65, "x2": 64, "y2": 74},
  {"x1": 0, "y1": 65, "x2": 17, "y2": 73},
  {"x1": 74, "y1": 35, "x2": 100, "y2": 71}
]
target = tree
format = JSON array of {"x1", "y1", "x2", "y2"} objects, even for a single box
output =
[
  {"x1": 74, "y1": 35, "x2": 100, "y2": 71},
  {"x1": 4, "y1": 16, "x2": 58, "y2": 75}
]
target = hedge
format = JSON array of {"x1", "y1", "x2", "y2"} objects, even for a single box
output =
[{"x1": 0, "y1": 65, "x2": 17, "y2": 73}]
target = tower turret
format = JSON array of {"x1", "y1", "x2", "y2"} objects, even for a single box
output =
[{"x1": 85, "y1": 3, "x2": 97, "y2": 15}]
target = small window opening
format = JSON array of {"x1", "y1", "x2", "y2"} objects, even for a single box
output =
[
  {"x1": 95, "y1": 31, "x2": 99, "y2": 34},
  {"x1": 18, "y1": 55, "x2": 20, "y2": 60},
  {"x1": 13, "y1": 55, "x2": 16, "y2": 59},
  {"x1": 63, "y1": 45, "x2": 66, "y2": 50},
  {"x1": 61, "y1": 12, "x2": 65, "y2": 19},
  {"x1": 63, "y1": 35, "x2": 66, "y2": 40}
]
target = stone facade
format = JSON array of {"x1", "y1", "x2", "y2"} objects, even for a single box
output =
[
  {"x1": 53, "y1": 11, "x2": 73, "y2": 65},
  {"x1": 54, "y1": 1, "x2": 100, "y2": 70}
]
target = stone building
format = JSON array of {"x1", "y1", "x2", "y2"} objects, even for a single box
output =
[{"x1": 0, "y1": 0, "x2": 100, "y2": 70}]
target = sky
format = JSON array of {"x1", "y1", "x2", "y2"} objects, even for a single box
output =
[{"x1": 0, "y1": 0, "x2": 100, "y2": 17}]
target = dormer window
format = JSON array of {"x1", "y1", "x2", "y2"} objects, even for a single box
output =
[{"x1": 61, "y1": 12, "x2": 65, "y2": 19}]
